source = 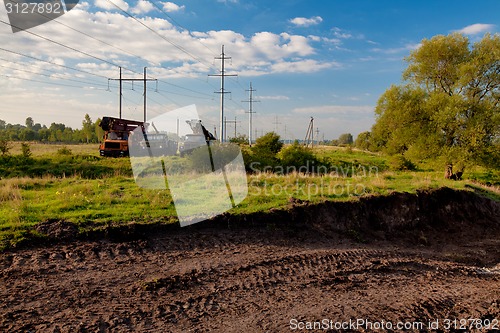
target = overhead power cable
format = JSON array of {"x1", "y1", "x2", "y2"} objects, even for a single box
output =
[
  {"x1": 0, "y1": 73, "x2": 108, "y2": 90},
  {"x1": 5, "y1": 0, "x2": 153, "y2": 68},
  {"x1": 0, "y1": 63, "x2": 111, "y2": 87},
  {"x1": 104, "y1": 0, "x2": 218, "y2": 72},
  {"x1": 149, "y1": 0, "x2": 218, "y2": 56},
  {"x1": 0, "y1": 47, "x2": 109, "y2": 79},
  {"x1": 0, "y1": 18, "x2": 138, "y2": 74}
]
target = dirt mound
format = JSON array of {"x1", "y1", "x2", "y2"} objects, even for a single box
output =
[
  {"x1": 206, "y1": 187, "x2": 499, "y2": 245},
  {"x1": 35, "y1": 219, "x2": 79, "y2": 241},
  {"x1": 21, "y1": 187, "x2": 499, "y2": 257}
]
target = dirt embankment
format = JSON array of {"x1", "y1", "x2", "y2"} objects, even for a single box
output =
[{"x1": 1, "y1": 187, "x2": 499, "y2": 332}]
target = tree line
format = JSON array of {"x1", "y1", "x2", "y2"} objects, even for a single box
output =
[
  {"x1": 353, "y1": 33, "x2": 500, "y2": 172},
  {"x1": 0, "y1": 114, "x2": 104, "y2": 144}
]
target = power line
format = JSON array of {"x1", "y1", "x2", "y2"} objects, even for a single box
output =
[
  {"x1": 0, "y1": 47, "x2": 109, "y2": 79},
  {"x1": 223, "y1": 116, "x2": 239, "y2": 140},
  {"x1": 149, "y1": 0, "x2": 219, "y2": 56},
  {"x1": 0, "y1": 9, "x2": 225, "y2": 105},
  {"x1": 5, "y1": 0, "x2": 153, "y2": 67},
  {"x1": 0, "y1": 73, "x2": 108, "y2": 90},
  {"x1": 104, "y1": 0, "x2": 217, "y2": 72},
  {"x1": 0, "y1": 19, "x2": 136, "y2": 72},
  {"x1": 0, "y1": 4, "x2": 248, "y2": 119},
  {"x1": 109, "y1": 67, "x2": 157, "y2": 120},
  {"x1": 0, "y1": 63, "x2": 110, "y2": 88},
  {"x1": 0, "y1": 49, "x2": 216, "y2": 106},
  {"x1": 209, "y1": 45, "x2": 237, "y2": 142},
  {"x1": 242, "y1": 82, "x2": 260, "y2": 146},
  {"x1": 273, "y1": 115, "x2": 281, "y2": 133}
]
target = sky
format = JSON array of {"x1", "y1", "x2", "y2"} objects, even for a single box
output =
[{"x1": 0, "y1": 0, "x2": 499, "y2": 141}]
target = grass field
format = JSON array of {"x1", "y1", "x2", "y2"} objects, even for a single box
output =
[{"x1": 0, "y1": 142, "x2": 498, "y2": 250}]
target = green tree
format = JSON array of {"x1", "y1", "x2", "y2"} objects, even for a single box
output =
[
  {"x1": 20, "y1": 142, "x2": 32, "y2": 158},
  {"x1": 25, "y1": 117, "x2": 34, "y2": 129},
  {"x1": 229, "y1": 134, "x2": 248, "y2": 145},
  {"x1": 247, "y1": 132, "x2": 283, "y2": 171},
  {"x1": 253, "y1": 132, "x2": 283, "y2": 156},
  {"x1": 338, "y1": 133, "x2": 353, "y2": 145},
  {"x1": 278, "y1": 142, "x2": 325, "y2": 173},
  {"x1": 355, "y1": 131, "x2": 372, "y2": 150},
  {"x1": 82, "y1": 114, "x2": 94, "y2": 143},
  {"x1": 95, "y1": 117, "x2": 104, "y2": 142},
  {"x1": 0, "y1": 139, "x2": 11, "y2": 155},
  {"x1": 19, "y1": 128, "x2": 37, "y2": 141},
  {"x1": 372, "y1": 33, "x2": 500, "y2": 173}
]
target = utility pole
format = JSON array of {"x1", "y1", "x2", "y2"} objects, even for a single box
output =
[
  {"x1": 109, "y1": 67, "x2": 157, "y2": 121},
  {"x1": 315, "y1": 127, "x2": 320, "y2": 146},
  {"x1": 209, "y1": 45, "x2": 237, "y2": 142},
  {"x1": 224, "y1": 116, "x2": 239, "y2": 140},
  {"x1": 242, "y1": 82, "x2": 259, "y2": 146},
  {"x1": 273, "y1": 115, "x2": 281, "y2": 134},
  {"x1": 304, "y1": 117, "x2": 314, "y2": 148}
]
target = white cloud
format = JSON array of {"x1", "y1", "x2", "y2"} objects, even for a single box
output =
[
  {"x1": 249, "y1": 32, "x2": 315, "y2": 61},
  {"x1": 131, "y1": 0, "x2": 155, "y2": 14},
  {"x1": 94, "y1": 0, "x2": 129, "y2": 11},
  {"x1": 371, "y1": 43, "x2": 420, "y2": 55},
  {"x1": 331, "y1": 27, "x2": 352, "y2": 39},
  {"x1": 456, "y1": 23, "x2": 495, "y2": 35},
  {"x1": 0, "y1": 5, "x2": 339, "y2": 83},
  {"x1": 257, "y1": 95, "x2": 290, "y2": 101},
  {"x1": 161, "y1": 1, "x2": 185, "y2": 12},
  {"x1": 271, "y1": 59, "x2": 338, "y2": 74},
  {"x1": 290, "y1": 16, "x2": 323, "y2": 27},
  {"x1": 293, "y1": 105, "x2": 374, "y2": 116}
]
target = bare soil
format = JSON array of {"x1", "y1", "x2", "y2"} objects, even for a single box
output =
[{"x1": 1, "y1": 188, "x2": 499, "y2": 332}]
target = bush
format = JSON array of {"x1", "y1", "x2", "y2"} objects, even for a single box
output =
[
  {"x1": 253, "y1": 132, "x2": 283, "y2": 156},
  {"x1": 0, "y1": 140, "x2": 11, "y2": 155},
  {"x1": 390, "y1": 155, "x2": 417, "y2": 171},
  {"x1": 229, "y1": 135, "x2": 249, "y2": 146},
  {"x1": 188, "y1": 142, "x2": 241, "y2": 173},
  {"x1": 20, "y1": 143, "x2": 32, "y2": 158},
  {"x1": 277, "y1": 143, "x2": 328, "y2": 174},
  {"x1": 57, "y1": 146, "x2": 73, "y2": 156},
  {"x1": 244, "y1": 132, "x2": 283, "y2": 172}
]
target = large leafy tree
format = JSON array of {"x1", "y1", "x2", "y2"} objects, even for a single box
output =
[{"x1": 372, "y1": 33, "x2": 500, "y2": 171}]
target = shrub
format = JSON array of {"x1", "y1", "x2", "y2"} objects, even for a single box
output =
[
  {"x1": 57, "y1": 146, "x2": 73, "y2": 156},
  {"x1": 253, "y1": 132, "x2": 283, "y2": 156},
  {"x1": 390, "y1": 155, "x2": 417, "y2": 171},
  {"x1": 20, "y1": 143, "x2": 32, "y2": 158},
  {"x1": 0, "y1": 140, "x2": 11, "y2": 155},
  {"x1": 188, "y1": 142, "x2": 241, "y2": 173},
  {"x1": 244, "y1": 132, "x2": 283, "y2": 172},
  {"x1": 277, "y1": 143, "x2": 328, "y2": 174}
]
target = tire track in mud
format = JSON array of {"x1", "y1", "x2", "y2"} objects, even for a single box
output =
[
  {"x1": 139, "y1": 247, "x2": 497, "y2": 327},
  {"x1": 1, "y1": 230, "x2": 499, "y2": 332}
]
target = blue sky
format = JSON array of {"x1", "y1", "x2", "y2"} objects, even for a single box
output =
[{"x1": 0, "y1": 0, "x2": 499, "y2": 140}]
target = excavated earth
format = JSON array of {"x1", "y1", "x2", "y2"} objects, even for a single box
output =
[{"x1": 0, "y1": 187, "x2": 499, "y2": 332}]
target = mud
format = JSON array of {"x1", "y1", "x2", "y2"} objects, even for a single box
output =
[{"x1": 1, "y1": 188, "x2": 499, "y2": 332}]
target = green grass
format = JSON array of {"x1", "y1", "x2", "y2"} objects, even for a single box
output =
[{"x1": 0, "y1": 143, "x2": 498, "y2": 250}]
